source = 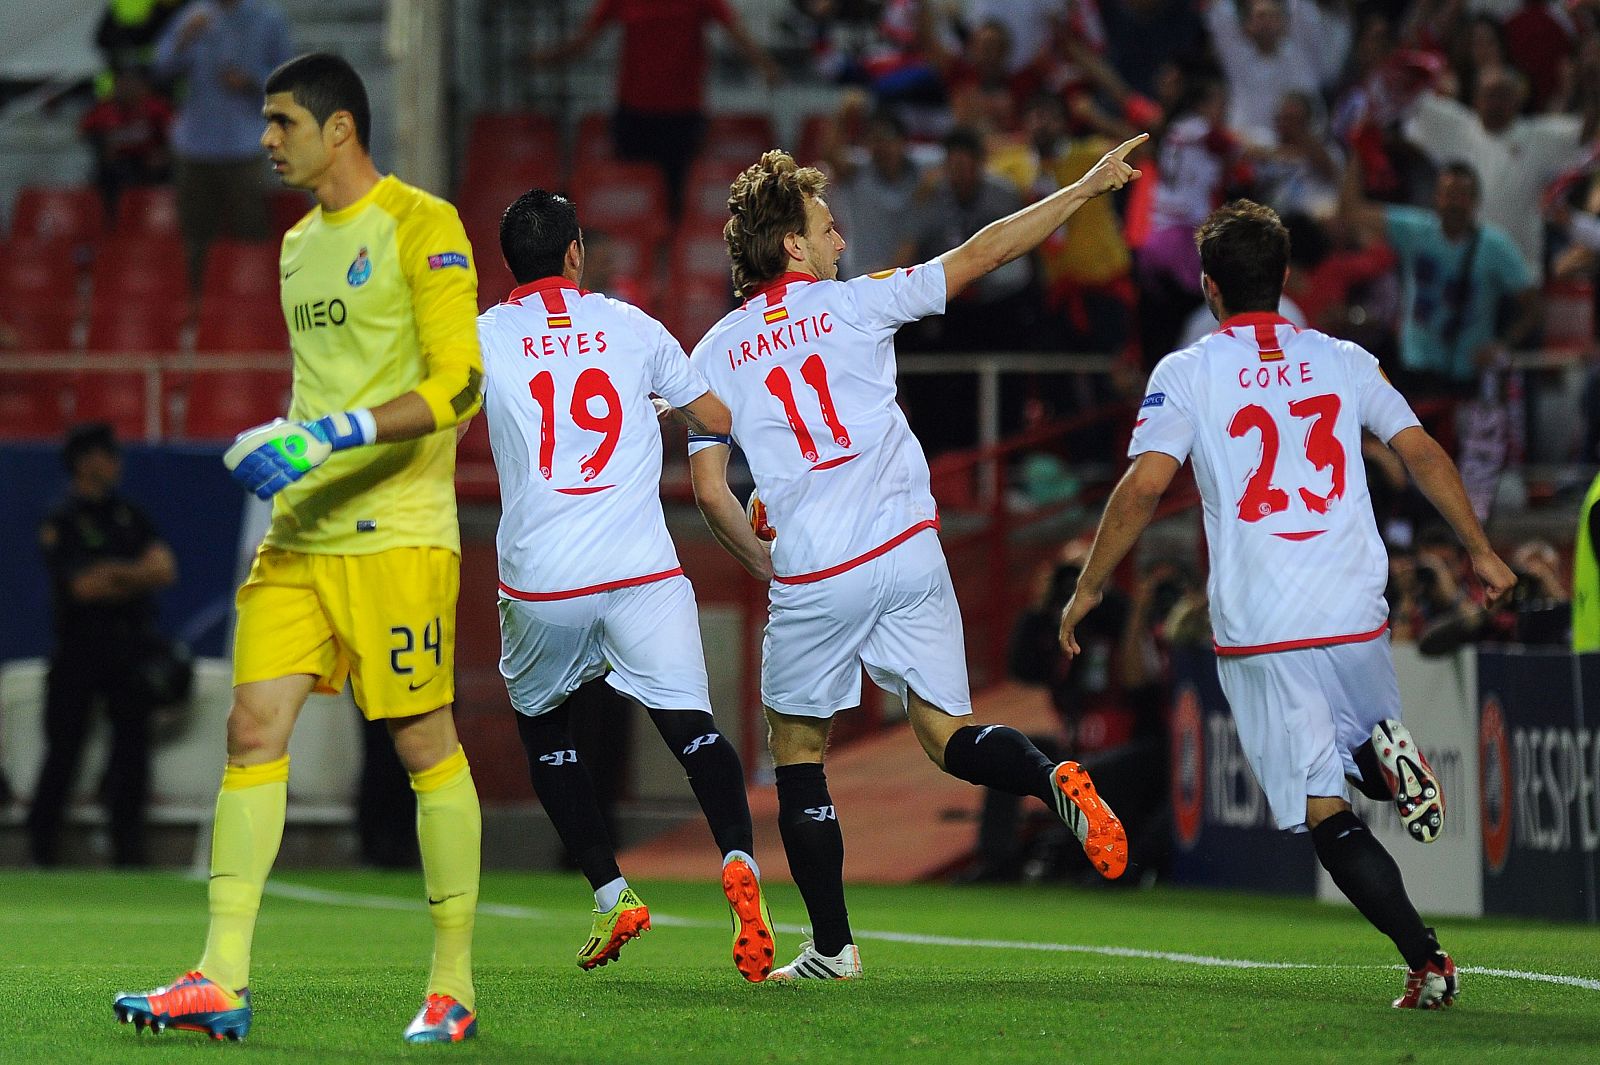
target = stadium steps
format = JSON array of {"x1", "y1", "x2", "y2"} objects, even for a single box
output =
[{"x1": 617, "y1": 681, "x2": 1059, "y2": 884}]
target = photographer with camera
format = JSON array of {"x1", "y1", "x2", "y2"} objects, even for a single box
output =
[
  {"x1": 1417, "y1": 538, "x2": 1569, "y2": 655},
  {"x1": 960, "y1": 541, "x2": 1180, "y2": 883}
]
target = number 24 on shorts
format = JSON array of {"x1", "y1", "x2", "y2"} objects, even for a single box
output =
[{"x1": 390, "y1": 618, "x2": 443, "y2": 676}]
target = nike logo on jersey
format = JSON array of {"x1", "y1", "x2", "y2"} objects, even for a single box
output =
[
  {"x1": 540, "y1": 749, "x2": 578, "y2": 766},
  {"x1": 804, "y1": 805, "x2": 837, "y2": 822},
  {"x1": 682, "y1": 733, "x2": 720, "y2": 756},
  {"x1": 282, "y1": 265, "x2": 303, "y2": 280}
]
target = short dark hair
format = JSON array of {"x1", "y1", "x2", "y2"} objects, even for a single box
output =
[
  {"x1": 1195, "y1": 200, "x2": 1290, "y2": 314},
  {"x1": 500, "y1": 189, "x2": 581, "y2": 284},
  {"x1": 265, "y1": 53, "x2": 371, "y2": 150},
  {"x1": 1439, "y1": 161, "x2": 1481, "y2": 198},
  {"x1": 63, "y1": 422, "x2": 118, "y2": 473},
  {"x1": 943, "y1": 126, "x2": 985, "y2": 159}
]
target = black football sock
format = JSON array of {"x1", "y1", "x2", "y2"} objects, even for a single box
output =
[
  {"x1": 1349, "y1": 740, "x2": 1395, "y2": 802},
  {"x1": 648, "y1": 708, "x2": 755, "y2": 858},
  {"x1": 516, "y1": 706, "x2": 621, "y2": 892},
  {"x1": 942, "y1": 724, "x2": 1057, "y2": 805},
  {"x1": 1311, "y1": 810, "x2": 1437, "y2": 969},
  {"x1": 774, "y1": 761, "x2": 852, "y2": 955}
]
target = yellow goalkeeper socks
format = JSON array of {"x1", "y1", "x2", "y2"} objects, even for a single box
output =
[
  {"x1": 198, "y1": 755, "x2": 289, "y2": 992},
  {"x1": 412, "y1": 746, "x2": 481, "y2": 1011}
]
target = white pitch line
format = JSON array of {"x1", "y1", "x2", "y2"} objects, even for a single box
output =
[{"x1": 264, "y1": 881, "x2": 1600, "y2": 991}]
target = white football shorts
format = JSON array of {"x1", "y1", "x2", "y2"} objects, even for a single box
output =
[
  {"x1": 499, "y1": 575, "x2": 713, "y2": 717},
  {"x1": 1216, "y1": 635, "x2": 1403, "y2": 831},
  {"x1": 761, "y1": 529, "x2": 973, "y2": 719}
]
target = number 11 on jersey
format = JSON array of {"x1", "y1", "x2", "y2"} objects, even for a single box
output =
[{"x1": 765, "y1": 353, "x2": 852, "y2": 463}]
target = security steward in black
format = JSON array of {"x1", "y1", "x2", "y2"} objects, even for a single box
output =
[{"x1": 28, "y1": 424, "x2": 177, "y2": 866}]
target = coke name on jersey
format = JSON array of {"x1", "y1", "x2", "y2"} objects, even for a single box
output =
[
  {"x1": 522, "y1": 331, "x2": 608, "y2": 359},
  {"x1": 1239, "y1": 361, "x2": 1314, "y2": 389},
  {"x1": 726, "y1": 312, "x2": 833, "y2": 371}
]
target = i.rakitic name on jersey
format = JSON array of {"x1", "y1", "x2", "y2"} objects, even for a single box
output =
[{"x1": 726, "y1": 311, "x2": 834, "y2": 371}]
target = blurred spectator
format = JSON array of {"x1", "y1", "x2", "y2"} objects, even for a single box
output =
[
  {"x1": 940, "y1": 20, "x2": 1036, "y2": 133},
  {"x1": 910, "y1": 127, "x2": 1032, "y2": 348},
  {"x1": 79, "y1": 65, "x2": 173, "y2": 216},
  {"x1": 538, "y1": 0, "x2": 780, "y2": 216},
  {"x1": 95, "y1": 0, "x2": 183, "y2": 89},
  {"x1": 1504, "y1": 0, "x2": 1574, "y2": 110},
  {"x1": 28, "y1": 424, "x2": 178, "y2": 867},
  {"x1": 1248, "y1": 91, "x2": 1343, "y2": 219},
  {"x1": 828, "y1": 109, "x2": 923, "y2": 275},
  {"x1": 1402, "y1": 66, "x2": 1591, "y2": 278},
  {"x1": 1205, "y1": 0, "x2": 1352, "y2": 148},
  {"x1": 1576, "y1": 467, "x2": 1600, "y2": 652},
  {"x1": 1278, "y1": 213, "x2": 1398, "y2": 337},
  {"x1": 154, "y1": 0, "x2": 292, "y2": 288},
  {"x1": 992, "y1": 94, "x2": 1135, "y2": 354},
  {"x1": 1101, "y1": 0, "x2": 1205, "y2": 99},
  {"x1": 965, "y1": 0, "x2": 1091, "y2": 77},
  {"x1": 1344, "y1": 161, "x2": 1540, "y2": 399},
  {"x1": 1418, "y1": 538, "x2": 1570, "y2": 652}
]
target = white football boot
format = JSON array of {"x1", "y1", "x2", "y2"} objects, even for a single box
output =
[
  {"x1": 1372, "y1": 719, "x2": 1445, "y2": 843},
  {"x1": 767, "y1": 938, "x2": 861, "y2": 981}
]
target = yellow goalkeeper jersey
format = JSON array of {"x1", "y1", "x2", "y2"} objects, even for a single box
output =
[{"x1": 268, "y1": 175, "x2": 484, "y2": 555}]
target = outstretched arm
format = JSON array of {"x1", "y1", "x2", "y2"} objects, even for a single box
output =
[
  {"x1": 1386, "y1": 426, "x2": 1516, "y2": 606},
  {"x1": 1058, "y1": 451, "x2": 1181, "y2": 658},
  {"x1": 938, "y1": 134, "x2": 1146, "y2": 301}
]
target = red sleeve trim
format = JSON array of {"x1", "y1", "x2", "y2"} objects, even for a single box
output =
[
  {"x1": 773, "y1": 519, "x2": 940, "y2": 585},
  {"x1": 1213, "y1": 621, "x2": 1389, "y2": 656},
  {"x1": 499, "y1": 567, "x2": 683, "y2": 602}
]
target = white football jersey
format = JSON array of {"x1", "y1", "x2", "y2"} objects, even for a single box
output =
[
  {"x1": 478, "y1": 277, "x2": 711, "y2": 598},
  {"x1": 689, "y1": 265, "x2": 947, "y2": 581},
  {"x1": 1130, "y1": 313, "x2": 1420, "y2": 653}
]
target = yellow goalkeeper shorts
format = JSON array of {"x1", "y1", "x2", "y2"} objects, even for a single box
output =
[{"x1": 232, "y1": 545, "x2": 459, "y2": 719}]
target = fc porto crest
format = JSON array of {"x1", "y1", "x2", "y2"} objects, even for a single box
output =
[{"x1": 347, "y1": 246, "x2": 373, "y2": 287}]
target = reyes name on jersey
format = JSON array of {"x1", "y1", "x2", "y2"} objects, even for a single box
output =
[
  {"x1": 1130, "y1": 313, "x2": 1420, "y2": 653},
  {"x1": 478, "y1": 277, "x2": 712, "y2": 598}
]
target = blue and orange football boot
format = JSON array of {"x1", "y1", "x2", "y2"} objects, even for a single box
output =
[
  {"x1": 403, "y1": 993, "x2": 478, "y2": 1043},
  {"x1": 113, "y1": 971, "x2": 251, "y2": 1041}
]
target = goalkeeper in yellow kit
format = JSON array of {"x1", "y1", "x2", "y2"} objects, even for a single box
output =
[{"x1": 114, "y1": 53, "x2": 484, "y2": 1045}]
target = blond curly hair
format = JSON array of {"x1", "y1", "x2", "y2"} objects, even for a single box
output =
[{"x1": 724, "y1": 150, "x2": 829, "y2": 299}]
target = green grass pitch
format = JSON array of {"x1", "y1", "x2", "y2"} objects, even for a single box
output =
[{"x1": 1, "y1": 869, "x2": 1596, "y2": 1064}]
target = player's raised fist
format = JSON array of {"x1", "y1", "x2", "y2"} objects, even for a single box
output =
[
  {"x1": 223, "y1": 418, "x2": 335, "y2": 500},
  {"x1": 1077, "y1": 133, "x2": 1147, "y2": 197}
]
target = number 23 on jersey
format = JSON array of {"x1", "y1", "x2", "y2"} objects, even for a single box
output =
[{"x1": 1229, "y1": 393, "x2": 1346, "y2": 523}]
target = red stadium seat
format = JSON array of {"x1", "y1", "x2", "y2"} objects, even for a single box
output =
[
  {"x1": 74, "y1": 370, "x2": 155, "y2": 440},
  {"x1": 0, "y1": 371, "x2": 73, "y2": 438},
  {"x1": 701, "y1": 113, "x2": 778, "y2": 161},
  {"x1": 201, "y1": 240, "x2": 279, "y2": 301},
  {"x1": 269, "y1": 190, "x2": 314, "y2": 236},
  {"x1": 0, "y1": 240, "x2": 81, "y2": 345},
  {"x1": 194, "y1": 304, "x2": 289, "y2": 352},
  {"x1": 85, "y1": 302, "x2": 185, "y2": 354},
  {"x1": 682, "y1": 158, "x2": 744, "y2": 225},
  {"x1": 669, "y1": 218, "x2": 734, "y2": 287},
  {"x1": 112, "y1": 186, "x2": 181, "y2": 238},
  {"x1": 572, "y1": 113, "x2": 615, "y2": 166},
  {"x1": 91, "y1": 236, "x2": 189, "y2": 307},
  {"x1": 181, "y1": 368, "x2": 292, "y2": 440},
  {"x1": 569, "y1": 161, "x2": 670, "y2": 247},
  {"x1": 661, "y1": 274, "x2": 735, "y2": 348},
  {"x1": 10, "y1": 186, "x2": 104, "y2": 244},
  {"x1": 463, "y1": 112, "x2": 563, "y2": 190}
]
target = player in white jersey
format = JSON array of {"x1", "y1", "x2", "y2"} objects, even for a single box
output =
[
  {"x1": 680, "y1": 142, "x2": 1146, "y2": 981},
  {"x1": 1059, "y1": 201, "x2": 1516, "y2": 1009},
  {"x1": 477, "y1": 189, "x2": 776, "y2": 982}
]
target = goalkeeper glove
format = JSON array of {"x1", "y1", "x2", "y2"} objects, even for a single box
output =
[{"x1": 223, "y1": 410, "x2": 377, "y2": 500}]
